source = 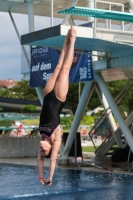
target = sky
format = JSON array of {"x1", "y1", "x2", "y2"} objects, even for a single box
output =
[{"x1": 0, "y1": 12, "x2": 62, "y2": 81}]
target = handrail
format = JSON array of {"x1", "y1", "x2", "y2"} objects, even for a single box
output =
[{"x1": 97, "y1": 0, "x2": 124, "y2": 30}]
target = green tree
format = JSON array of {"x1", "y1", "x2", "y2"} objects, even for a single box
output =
[
  {"x1": 23, "y1": 104, "x2": 37, "y2": 114},
  {"x1": 11, "y1": 80, "x2": 38, "y2": 100},
  {"x1": 0, "y1": 88, "x2": 11, "y2": 98}
]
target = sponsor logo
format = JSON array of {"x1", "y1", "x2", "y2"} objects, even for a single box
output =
[
  {"x1": 31, "y1": 63, "x2": 51, "y2": 72},
  {"x1": 31, "y1": 63, "x2": 40, "y2": 72},
  {"x1": 43, "y1": 72, "x2": 53, "y2": 81},
  {"x1": 32, "y1": 47, "x2": 49, "y2": 54},
  {"x1": 40, "y1": 63, "x2": 51, "y2": 70}
]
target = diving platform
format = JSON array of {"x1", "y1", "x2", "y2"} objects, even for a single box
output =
[
  {"x1": 21, "y1": 25, "x2": 133, "y2": 53},
  {"x1": 21, "y1": 24, "x2": 133, "y2": 82}
]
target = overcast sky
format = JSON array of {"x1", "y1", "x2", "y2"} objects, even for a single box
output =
[{"x1": 0, "y1": 12, "x2": 63, "y2": 81}]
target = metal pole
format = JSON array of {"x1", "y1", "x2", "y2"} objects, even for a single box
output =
[
  {"x1": 121, "y1": 5, "x2": 124, "y2": 31},
  {"x1": 109, "y1": 3, "x2": 111, "y2": 29},
  {"x1": 94, "y1": 0, "x2": 96, "y2": 38},
  {"x1": 63, "y1": 81, "x2": 94, "y2": 157},
  {"x1": 75, "y1": 132, "x2": 77, "y2": 163},
  {"x1": 27, "y1": 0, "x2": 44, "y2": 105},
  {"x1": 86, "y1": 0, "x2": 97, "y2": 61},
  {"x1": 95, "y1": 84, "x2": 124, "y2": 147},
  {"x1": 8, "y1": 11, "x2": 30, "y2": 66},
  {"x1": 51, "y1": 0, "x2": 53, "y2": 27},
  {"x1": 79, "y1": 82, "x2": 81, "y2": 102},
  {"x1": 61, "y1": 0, "x2": 79, "y2": 24},
  {"x1": 27, "y1": 0, "x2": 35, "y2": 32}
]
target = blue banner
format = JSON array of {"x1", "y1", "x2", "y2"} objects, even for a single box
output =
[{"x1": 30, "y1": 23, "x2": 94, "y2": 87}]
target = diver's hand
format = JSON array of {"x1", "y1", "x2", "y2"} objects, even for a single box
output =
[
  {"x1": 39, "y1": 178, "x2": 46, "y2": 185},
  {"x1": 44, "y1": 178, "x2": 52, "y2": 186}
]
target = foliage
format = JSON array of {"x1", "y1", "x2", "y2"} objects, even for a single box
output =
[
  {"x1": 82, "y1": 146, "x2": 97, "y2": 152},
  {"x1": 80, "y1": 115, "x2": 95, "y2": 125},
  {"x1": 66, "y1": 83, "x2": 81, "y2": 113},
  {"x1": 0, "y1": 80, "x2": 38, "y2": 100},
  {"x1": 0, "y1": 121, "x2": 12, "y2": 127},
  {"x1": 107, "y1": 80, "x2": 132, "y2": 113},
  {"x1": 11, "y1": 80, "x2": 38, "y2": 100},
  {"x1": 60, "y1": 116, "x2": 74, "y2": 125},
  {"x1": 21, "y1": 118, "x2": 39, "y2": 126},
  {"x1": 23, "y1": 104, "x2": 37, "y2": 113},
  {"x1": 88, "y1": 88, "x2": 101, "y2": 110},
  {"x1": 60, "y1": 115, "x2": 96, "y2": 126}
]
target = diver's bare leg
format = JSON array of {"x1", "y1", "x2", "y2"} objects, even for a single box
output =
[
  {"x1": 54, "y1": 26, "x2": 77, "y2": 101},
  {"x1": 44, "y1": 29, "x2": 70, "y2": 96}
]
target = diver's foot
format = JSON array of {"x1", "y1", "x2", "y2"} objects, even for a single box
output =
[
  {"x1": 69, "y1": 26, "x2": 77, "y2": 43},
  {"x1": 44, "y1": 180, "x2": 52, "y2": 186},
  {"x1": 65, "y1": 28, "x2": 71, "y2": 44}
]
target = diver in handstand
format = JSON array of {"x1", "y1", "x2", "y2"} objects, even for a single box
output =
[{"x1": 37, "y1": 26, "x2": 77, "y2": 186}]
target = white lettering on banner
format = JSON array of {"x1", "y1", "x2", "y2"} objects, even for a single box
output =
[
  {"x1": 43, "y1": 72, "x2": 53, "y2": 81},
  {"x1": 40, "y1": 63, "x2": 51, "y2": 70},
  {"x1": 31, "y1": 63, "x2": 40, "y2": 71},
  {"x1": 32, "y1": 47, "x2": 49, "y2": 54}
]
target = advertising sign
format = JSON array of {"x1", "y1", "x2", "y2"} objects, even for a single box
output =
[{"x1": 30, "y1": 23, "x2": 94, "y2": 87}]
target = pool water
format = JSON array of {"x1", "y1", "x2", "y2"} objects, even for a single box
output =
[{"x1": 0, "y1": 164, "x2": 133, "y2": 200}]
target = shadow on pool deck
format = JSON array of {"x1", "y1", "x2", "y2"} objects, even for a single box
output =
[{"x1": 0, "y1": 152, "x2": 133, "y2": 174}]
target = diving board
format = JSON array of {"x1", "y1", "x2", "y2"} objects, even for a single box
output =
[
  {"x1": 58, "y1": 6, "x2": 133, "y2": 23},
  {"x1": 21, "y1": 25, "x2": 133, "y2": 53},
  {"x1": 21, "y1": 24, "x2": 133, "y2": 82}
]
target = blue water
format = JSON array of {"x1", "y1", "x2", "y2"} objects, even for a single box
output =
[{"x1": 0, "y1": 164, "x2": 133, "y2": 200}]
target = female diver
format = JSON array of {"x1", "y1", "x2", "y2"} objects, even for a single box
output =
[{"x1": 37, "y1": 26, "x2": 77, "y2": 186}]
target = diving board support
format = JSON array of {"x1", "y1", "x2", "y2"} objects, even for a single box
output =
[
  {"x1": 61, "y1": 0, "x2": 79, "y2": 25},
  {"x1": 95, "y1": 83, "x2": 124, "y2": 148},
  {"x1": 94, "y1": 72, "x2": 133, "y2": 153},
  {"x1": 63, "y1": 81, "x2": 94, "y2": 157},
  {"x1": 27, "y1": 0, "x2": 44, "y2": 106},
  {"x1": 68, "y1": 17, "x2": 75, "y2": 26},
  {"x1": 50, "y1": 0, "x2": 53, "y2": 27},
  {"x1": 9, "y1": 11, "x2": 30, "y2": 67}
]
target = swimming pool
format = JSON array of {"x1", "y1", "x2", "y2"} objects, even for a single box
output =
[{"x1": 0, "y1": 164, "x2": 133, "y2": 200}]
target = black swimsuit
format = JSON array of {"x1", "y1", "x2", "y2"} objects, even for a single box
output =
[{"x1": 39, "y1": 90, "x2": 65, "y2": 139}]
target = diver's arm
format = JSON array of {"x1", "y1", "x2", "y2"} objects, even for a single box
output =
[
  {"x1": 45, "y1": 138, "x2": 61, "y2": 186},
  {"x1": 37, "y1": 147, "x2": 45, "y2": 184}
]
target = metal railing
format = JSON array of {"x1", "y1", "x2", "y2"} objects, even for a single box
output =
[{"x1": 97, "y1": 1, "x2": 124, "y2": 30}]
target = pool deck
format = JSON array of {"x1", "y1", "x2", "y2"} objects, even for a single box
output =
[
  {"x1": 0, "y1": 139, "x2": 133, "y2": 174},
  {"x1": 0, "y1": 152, "x2": 133, "y2": 174}
]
